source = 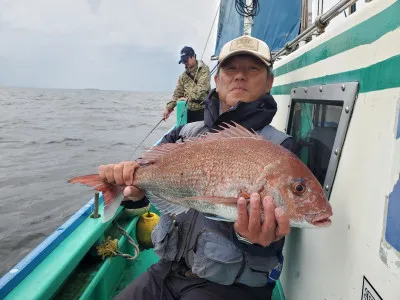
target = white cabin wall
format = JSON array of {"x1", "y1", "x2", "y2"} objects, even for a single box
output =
[
  {"x1": 270, "y1": 95, "x2": 291, "y2": 131},
  {"x1": 270, "y1": 0, "x2": 400, "y2": 298},
  {"x1": 280, "y1": 88, "x2": 400, "y2": 300}
]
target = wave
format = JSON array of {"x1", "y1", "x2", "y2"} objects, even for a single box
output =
[
  {"x1": 46, "y1": 138, "x2": 83, "y2": 144},
  {"x1": 111, "y1": 142, "x2": 129, "y2": 146}
]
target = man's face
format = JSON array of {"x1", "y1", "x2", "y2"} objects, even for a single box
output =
[
  {"x1": 184, "y1": 56, "x2": 196, "y2": 68},
  {"x1": 214, "y1": 55, "x2": 272, "y2": 108}
]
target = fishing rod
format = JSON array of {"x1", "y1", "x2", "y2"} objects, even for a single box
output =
[{"x1": 128, "y1": 118, "x2": 164, "y2": 160}]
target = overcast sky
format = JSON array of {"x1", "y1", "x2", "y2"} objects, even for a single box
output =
[{"x1": 0, "y1": 0, "x2": 220, "y2": 91}]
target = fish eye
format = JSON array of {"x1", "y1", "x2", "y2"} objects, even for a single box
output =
[{"x1": 291, "y1": 181, "x2": 306, "y2": 195}]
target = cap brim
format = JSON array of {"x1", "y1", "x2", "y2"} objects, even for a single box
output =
[
  {"x1": 179, "y1": 56, "x2": 189, "y2": 64},
  {"x1": 218, "y1": 50, "x2": 271, "y2": 67}
]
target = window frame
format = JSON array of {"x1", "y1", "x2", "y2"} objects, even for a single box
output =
[{"x1": 286, "y1": 82, "x2": 359, "y2": 198}]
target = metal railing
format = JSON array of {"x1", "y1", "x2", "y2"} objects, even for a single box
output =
[{"x1": 272, "y1": 0, "x2": 359, "y2": 61}]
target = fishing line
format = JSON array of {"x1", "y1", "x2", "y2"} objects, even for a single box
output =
[{"x1": 210, "y1": 62, "x2": 219, "y2": 76}]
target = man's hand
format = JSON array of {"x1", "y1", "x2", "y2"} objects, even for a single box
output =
[
  {"x1": 98, "y1": 161, "x2": 145, "y2": 201},
  {"x1": 179, "y1": 97, "x2": 188, "y2": 102},
  {"x1": 163, "y1": 108, "x2": 173, "y2": 120},
  {"x1": 234, "y1": 193, "x2": 290, "y2": 247}
]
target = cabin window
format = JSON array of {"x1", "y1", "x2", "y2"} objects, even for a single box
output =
[
  {"x1": 286, "y1": 83, "x2": 359, "y2": 198},
  {"x1": 350, "y1": 3, "x2": 356, "y2": 14}
]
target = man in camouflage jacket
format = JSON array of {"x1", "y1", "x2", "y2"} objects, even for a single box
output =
[{"x1": 163, "y1": 46, "x2": 211, "y2": 123}]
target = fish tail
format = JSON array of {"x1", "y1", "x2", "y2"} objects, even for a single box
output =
[
  {"x1": 68, "y1": 174, "x2": 104, "y2": 187},
  {"x1": 68, "y1": 174, "x2": 125, "y2": 223}
]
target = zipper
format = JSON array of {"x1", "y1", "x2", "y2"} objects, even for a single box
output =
[{"x1": 183, "y1": 210, "x2": 199, "y2": 264}]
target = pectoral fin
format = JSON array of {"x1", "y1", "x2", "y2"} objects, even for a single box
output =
[
  {"x1": 204, "y1": 214, "x2": 235, "y2": 222},
  {"x1": 147, "y1": 194, "x2": 190, "y2": 216}
]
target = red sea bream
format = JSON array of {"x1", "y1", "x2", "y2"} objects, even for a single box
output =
[{"x1": 68, "y1": 122, "x2": 333, "y2": 228}]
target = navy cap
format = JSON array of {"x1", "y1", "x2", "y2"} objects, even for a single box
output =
[{"x1": 179, "y1": 46, "x2": 195, "y2": 64}]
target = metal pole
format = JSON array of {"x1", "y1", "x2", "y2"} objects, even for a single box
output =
[
  {"x1": 320, "y1": 0, "x2": 353, "y2": 23},
  {"x1": 301, "y1": 0, "x2": 309, "y2": 33},
  {"x1": 91, "y1": 192, "x2": 101, "y2": 219},
  {"x1": 244, "y1": 0, "x2": 253, "y2": 35}
]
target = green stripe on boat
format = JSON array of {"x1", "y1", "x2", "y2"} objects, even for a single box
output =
[
  {"x1": 271, "y1": 54, "x2": 400, "y2": 95},
  {"x1": 273, "y1": 1, "x2": 400, "y2": 77}
]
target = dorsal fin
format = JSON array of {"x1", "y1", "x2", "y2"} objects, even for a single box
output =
[
  {"x1": 136, "y1": 143, "x2": 187, "y2": 164},
  {"x1": 199, "y1": 121, "x2": 264, "y2": 142},
  {"x1": 136, "y1": 122, "x2": 263, "y2": 164}
]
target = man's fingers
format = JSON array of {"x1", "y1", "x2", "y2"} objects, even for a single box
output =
[
  {"x1": 163, "y1": 108, "x2": 172, "y2": 120},
  {"x1": 98, "y1": 162, "x2": 138, "y2": 186},
  {"x1": 122, "y1": 161, "x2": 137, "y2": 186},
  {"x1": 248, "y1": 193, "x2": 261, "y2": 233},
  {"x1": 234, "y1": 197, "x2": 248, "y2": 233},
  {"x1": 104, "y1": 164, "x2": 115, "y2": 183},
  {"x1": 98, "y1": 165, "x2": 106, "y2": 180},
  {"x1": 123, "y1": 186, "x2": 144, "y2": 200},
  {"x1": 274, "y1": 207, "x2": 290, "y2": 239},
  {"x1": 123, "y1": 186, "x2": 134, "y2": 197},
  {"x1": 261, "y1": 196, "x2": 277, "y2": 239},
  {"x1": 233, "y1": 194, "x2": 289, "y2": 247},
  {"x1": 113, "y1": 163, "x2": 124, "y2": 185}
]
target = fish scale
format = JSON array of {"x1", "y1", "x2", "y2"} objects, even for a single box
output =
[{"x1": 135, "y1": 139, "x2": 268, "y2": 200}]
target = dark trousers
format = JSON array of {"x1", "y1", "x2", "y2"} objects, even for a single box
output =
[
  {"x1": 114, "y1": 260, "x2": 274, "y2": 300},
  {"x1": 187, "y1": 109, "x2": 204, "y2": 123}
]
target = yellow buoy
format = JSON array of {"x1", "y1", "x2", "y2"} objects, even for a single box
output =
[{"x1": 136, "y1": 211, "x2": 160, "y2": 248}]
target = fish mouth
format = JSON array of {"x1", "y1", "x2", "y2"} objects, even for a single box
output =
[{"x1": 310, "y1": 212, "x2": 332, "y2": 227}]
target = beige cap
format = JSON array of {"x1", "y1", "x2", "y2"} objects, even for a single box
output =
[{"x1": 218, "y1": 35, "x2": 272, "y2": 67}]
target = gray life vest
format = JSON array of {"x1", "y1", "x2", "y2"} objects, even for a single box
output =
[{"x1": 151, "y1": 121, "x2": 291, "y2": 287}]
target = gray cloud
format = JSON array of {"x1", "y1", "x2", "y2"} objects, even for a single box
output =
[{"x1": 0, "y1": 0, "x2": 219, "y2": 91}]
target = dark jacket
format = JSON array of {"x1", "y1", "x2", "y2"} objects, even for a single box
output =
[{"x1": 161, "y1": 89, "x2": 295, "y2": 152}]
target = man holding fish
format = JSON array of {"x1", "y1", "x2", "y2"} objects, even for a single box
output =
[{"x1": 70, "y1": 35, "x2": 332, "y2": 300}]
